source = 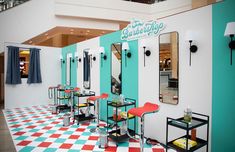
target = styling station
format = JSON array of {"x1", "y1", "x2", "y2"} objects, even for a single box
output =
[{"x1": 0, "y1": 0, "x2": 235, "y2": 152}]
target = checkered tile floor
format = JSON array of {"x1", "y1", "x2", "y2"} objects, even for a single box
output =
[{"x1": 3, "y1": 105, "x2": 165, "y2": 152}]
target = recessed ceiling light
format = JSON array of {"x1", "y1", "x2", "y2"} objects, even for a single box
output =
[
  {"x1": 70, "y1": 32, "x2": 74, "y2": 34},
  {"x1": 29, "y1": 41, "x2": 33, "y2": 44},
  {"x1": 102, "y1": 31, "x2": 105, "y2": 34},
  {"x1": 70, "y1": 29, "x2": 74, "y2": 32},
  {"x1": 85, "y1": 33, "x2": 89, "y2": 35},
  {"x1": 87, "y1": 30, "x2": 90, "y2": 33},
  {"x1": 45, "y1": 33, "x2": 48, "y2": 36},
  {"x1": 46, "y1": 36, "x2": 49, "y2": 39}
]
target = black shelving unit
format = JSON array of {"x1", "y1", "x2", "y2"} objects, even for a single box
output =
[
  {"x1": 56, "y1": 88, "x2": 71, "y2": 112},
  {"x1": 107, "y1": 98, "x2": 136, "y2": 145},
  {"x1": 73, "y1": 91, "x2": 95, "y2": 125},
  {"x1": 166, "y1": 112, "x2": 209, "y2": 152}
]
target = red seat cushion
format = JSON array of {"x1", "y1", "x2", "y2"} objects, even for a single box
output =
[
  {"x1": 64, "y1": 90, "x2": 71, "y2": 93},
  {"x1": 74, "y1": 87, "x2": 80, "y2": 91},
  {"x1": 87, "y1": 93, "x2": 109, "y2": 101},
  {"x1": 128, "y1": 102, "x2": 160, "y2": 118}
]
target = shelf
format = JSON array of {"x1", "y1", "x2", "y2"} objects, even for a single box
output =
[
  {"x1": 107, "y1": 116, "x2": 135, "y2": 123},
  {"x1": 57, "y1": 96, "x2": 70, "y2": 100},
  {"x1": 108, "y1": 129, "x2": 135, "y2": 142},
  {"x1": 57, "y1": 105, "x2": 70, "y2": 111},
  {"x1": 76, "y1": 103, "x2": 94, "y2": 108},
  {"x1": 168, "y1": 117, "x2": 208, "y2": 130},
  {"x1": 74, "y1": 92, "x2": 95, "y2": 97},
  {"x1": 167, "y1": 135, "x2": 208, "y2": 152},
  {"x1": 107, "y1": 101, "x2": 135, "y2": 108},
  {"x1": 74, "y1": 114, "x2": 95, "y2": 122},
  {"x1": 166, "y1": 112, "x2": 209, "y2": 152}
]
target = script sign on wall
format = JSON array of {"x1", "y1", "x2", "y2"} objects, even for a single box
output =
[{"x1": 121, "y1": 19, "x2": 165, "y2": 41}]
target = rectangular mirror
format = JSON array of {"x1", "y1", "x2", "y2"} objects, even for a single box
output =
[
  {"x1": 159, "y1": 32, "x2": 179, "y2": 105},
  {"x1": 83, "y1": 49, "x2": 91, "y2": 89},
  {"x1": 111, "y1": 43, "x2": 122, "y2": 95},
  {"x1": 66, "y1": 53, "x2": 72, "y2": 86}
]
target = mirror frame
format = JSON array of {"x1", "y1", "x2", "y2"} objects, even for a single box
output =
[
  {"x1": 111, "y1": 42, "x2": 122, "y2": 95},
  {"x1": 159, "y1": 31, "x2": 179, "y2": 105},
  {"x1": 83, "y1": 49, "x2": 91, "y2": 89}
]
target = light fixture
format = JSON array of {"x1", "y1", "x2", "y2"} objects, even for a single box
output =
[
  {"x1": 99, "y1": 47, "x2": 107, "y2": 67},
  {"x1": 60, "y1": 55, "x2": 65, "y2": 66},
  {"x1": 72, "y1": 52, "x2": 79, "y2": 63},
  {"x1": 140, "y1": 39, "x2": 151, "y2": 67},
  {"x1": 92, "y1": 56, "x2": 96, "y2": 61},
  {"x1": 224, "y1": 22, "x2": 235, "y2": 65},
  {"x1": 185, "y1": 31, "x2": 198, "y2": 66},
  {"x1": 122, "y1": 42, "x2": 131, "y2": 67}
]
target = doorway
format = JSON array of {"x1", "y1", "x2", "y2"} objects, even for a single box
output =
[{"x1": 0, "y1": 52, "x2": 4, "y2": 109}]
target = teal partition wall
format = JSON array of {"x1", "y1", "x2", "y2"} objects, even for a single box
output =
[
  {"x1": 212, "y1": 0, "x2": 235, "y2": 151},
  {"x1": 61, "y1": 44, "x2": 77, "y2": 87},
  {"x1": 100, "y1": 31, "x2": 139, "y2": 121}
]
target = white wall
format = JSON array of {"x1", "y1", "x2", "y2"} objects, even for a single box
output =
[
  {"x1": 0, "y1": 0, "x2": 195, "y2": 54},
  {"x1": 0, "y1": 0, "x2": 120, "y2": 53},
  {"x1": 150, "y1": 0, "x2": 192, "y2": 19},
  {"x1": 76, "y1": 37, "x2": 100, "y2": 98},
  {"x1": 4, "y1": 43, "x2": 61, "y2": 109},
  {"x1": 55, "y1": 0, "x2": 151, "y2": 21},
  {"x1": 138, "y1": 6, "x2": 212, "y2": 151},
  {"x1": 55, "y1": 0, "x2": 192, "y2": 22}
]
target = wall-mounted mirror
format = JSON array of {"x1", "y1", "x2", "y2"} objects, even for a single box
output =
[
  {"x1": 111, "y1": 43, "x2": 122, "y2": 95},
  {"x1": 66, "y1": 53, "x2": 72, "y2": 86},
  {"x1": 159, "y1": 32, "x2": 179, "y2": 105},
  {"x1": 83, "y1": 49, "x2": 91, "y2": 89}
]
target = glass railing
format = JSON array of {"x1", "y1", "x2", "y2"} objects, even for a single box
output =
[{"x1": 0, "y1": 0, "x2": 30, "y2": 12}]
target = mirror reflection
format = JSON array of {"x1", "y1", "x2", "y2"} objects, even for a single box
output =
[
  {"x1": 66, "y1": 53, "x2": 72, "y2": 86},
  {"x1": 111, "y1": 43, "x2": 122, "y2": 95},
  {"x1": 83, "y1": 49, "x2": 91, "y2": 89},
  {"x1": 159, "y1": 32, "x2": 179, "y2": 105}
]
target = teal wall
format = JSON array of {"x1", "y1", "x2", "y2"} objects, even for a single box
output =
[
  {"x1": 212, "y1": 0, "x2": 235, "y2": 151},
  {"x1": 61, "y1": 44, "x2": 77, "y2": 87},
  {"x1": 100, "y1": 31, "x2": 139, "y2": 123}
]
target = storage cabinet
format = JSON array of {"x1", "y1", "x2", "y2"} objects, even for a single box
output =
[
  {"x1": 107, "y1": 98, "x2": 136, "y2": 145},
  {"x1": 166, "y1": 112, "x2": 209, "y2": 152}
]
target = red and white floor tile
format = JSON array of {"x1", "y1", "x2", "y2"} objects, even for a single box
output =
[{"x1": 3, "y1": 105, "x2": 166, "y2": 152}]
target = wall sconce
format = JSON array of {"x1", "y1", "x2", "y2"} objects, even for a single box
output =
[
  {"x1": 99, "y1": 47, "x2": 107, "y2": 67},
  {"x1": 92, "y1": 55, "x2": 96, "y2": 61},
  {"x1": 224, "y1": 22, "x2": 235, "y2": 65},
  {"x1": 140, "y1": 39, "x2": 151, "y2": 67},
  {"x1": 60, "y1": 55, "x2": 65, "y2": 66},
  {"x1": 78, "y1": 57, "x2": 82, "y2": 62},
  {"x1": 122, "y1": 42, "x2": 131, "y2": 67},
  {"x1": 185, "y1": 31, "x2": 198, "y2": 66},
  {"x1": 73, "y1": 52, "x2": 79, "y2": 63}
]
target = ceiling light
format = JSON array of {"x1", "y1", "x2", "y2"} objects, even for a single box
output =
[
  {"x1": 102, "y1": 31, "x2": 105, "y2": 34},
  {"x1": 45, "y1": 33, "x2": 48, "y2": 36},
  {"x1": 70, "y1": 32, "x2": 74, "y2": 34},
  {"x1": 70, "y1": 29, "x2": 74, "y2": 32},
  {"x1": 29, "y1": 41, "x2": 33, "y2": 44},
  {"x1": 46, "y1": 36, "x2": 49, "y2": 39},
  {"x1": 87, "y1": 30, "x2": 90, "y2": 33}
]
